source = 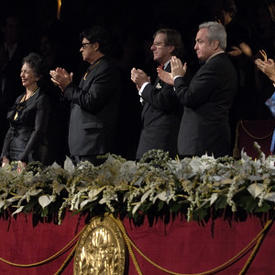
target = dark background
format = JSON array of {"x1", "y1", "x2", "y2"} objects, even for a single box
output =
[
  {"x1": 1, "y1": 0, "x2": 274, "y2": 66},
  {"x1": 0, "y1": 0, "x2": 275, "y2": 160}
]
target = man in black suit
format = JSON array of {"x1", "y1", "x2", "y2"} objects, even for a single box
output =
[
  {"x1": 159, "y1": 22, "x2": 238, "y2": 158},
  {"x1": 130, "y1": 28, "x2": 183, "y2": 160},
  {"x1": 50, "y1": 26, "x2": 120, "y2": 164}
]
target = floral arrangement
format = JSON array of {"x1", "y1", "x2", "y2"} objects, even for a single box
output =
[{"x1": 0, "y1": 144, "x2": 275, "y2": 226}]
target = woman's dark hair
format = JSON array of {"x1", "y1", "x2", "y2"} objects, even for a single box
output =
[
  {"x1": 22, "y1": 52, "x2": 46, "y2": 78},
  {"x1": 80, "y1": 25, "x2": 111, "y2": 55},
  {"x1": 223, "y1": 0, "x2": 237, "y2": 16}
]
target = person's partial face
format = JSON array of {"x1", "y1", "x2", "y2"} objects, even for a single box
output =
[
  {"x1": 40, "y1": 36, "x2": 52, "y2": 56},
  {"x1": 20, "y1": 63, "x2": 39, "y2": 89},
  {"x1": 150, "y1": 33, "x2": 173, "y2": 65},
  {"x1": 194, "y1": 28, "x2": 215, "y2": 62},
  {"x1": 222, "y1": 11, "x2": 233, "y2": 26},
  {"x1": 4, "y1": 16, "x2": 18, "y2": 44},
  {"x1": 80, "y1": 37, "x2": 97, "y2": 64}
]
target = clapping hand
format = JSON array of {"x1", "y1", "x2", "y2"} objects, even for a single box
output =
[
  {"x1": 255, "y1": 50, "x2": 275, "y2": 83},
  {"x1": 157, "y1": 57, "x2": 187, "y2": 85},
  {"x1": 157, "y1": 67, "x2": 174, "y2": 86},
  {"x1": 17, "y1": 160, "x2": 26, "y2": 174},
  {"x1": 1, "y1": 156, "x2": 9, "y2": 168},
  {"x1": 50, "y1": 67, "x2": 73, "y2": 91},
  {"x1": 170, "y1": 56, "x2": 187, "y2": 78},
  {"x1": 131, "y1": 68, "x2": 150, "y2": 90}
]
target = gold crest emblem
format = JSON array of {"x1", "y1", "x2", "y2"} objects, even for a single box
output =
[{"x1": 74, "y1": 215, "x2": 126, "y2": 275}]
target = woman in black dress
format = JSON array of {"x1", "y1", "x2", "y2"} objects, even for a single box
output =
[{"x1": 1, "y1": 53, "x2": 50, "y2": 171}]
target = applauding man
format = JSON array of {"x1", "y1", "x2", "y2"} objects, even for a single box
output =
[
  {"x1": 159, "y1": 22, "x2": 238, "y2": 158},
  {"x1": 131, "y1": 28, "x2": 183, "y2": 159},
  {"x1": 50, "y1": 26, "x2": 121, "y2": 165}
]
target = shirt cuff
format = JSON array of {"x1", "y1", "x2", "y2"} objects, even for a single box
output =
[
  {"x1": 138, "y1": 82, "x2": 150, "y2": 96},
  {"x1": 173, "y1": 75, "x2": 182, "y2": 81}
]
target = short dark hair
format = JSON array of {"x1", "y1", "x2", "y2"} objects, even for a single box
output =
[
  {"x1": 22, "y1": 52, "x2": 45, "y2": 78},
  {"x1": 153, "y1": 28, "x2": 184, "y2": 57},
  {"x1": 80, "y1": 25, "x2": 111, "y2": 55}
]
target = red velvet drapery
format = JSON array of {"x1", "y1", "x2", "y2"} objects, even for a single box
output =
[{"x1": 0, "y1": 213, "x2": 274, "y2": 274}]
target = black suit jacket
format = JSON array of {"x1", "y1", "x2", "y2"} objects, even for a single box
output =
[
  {"x1": 136, "y1": 63, "x2": 181, "y2": 159},
  {"x1": 64, "y1": 56, "x2": 121, "y2": 157},
  {"x1": 1, "y1": 89, "x2": 50, "y2": 162},
  {"x1": 174, "y1": 53, "x2": 238, "y2": 157}
]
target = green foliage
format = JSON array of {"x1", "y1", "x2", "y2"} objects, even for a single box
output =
[{"x1": 0, "y1": 149, "x2": 275, "y2": 226}]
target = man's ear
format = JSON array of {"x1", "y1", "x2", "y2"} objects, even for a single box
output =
[
  {"x1": 168, "y1": 45, "x2": 175, "y2": 55},
  {"x1": 211, "y1": 40, "x2": 220, "y2": 50},
  {"x1": 92, "y1": 42, "x2": 100, "y2": 51}
]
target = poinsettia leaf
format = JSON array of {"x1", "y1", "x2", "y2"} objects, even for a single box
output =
[
  {"x1": 210, "y1": 193, "x2": 218, "y2": 205},
  {"x1": 141, "y1": 189, "x2": 152, "y2": 203},
  {"x1": 0, "y1": 200, "x2": 5, "y2": 210},
  {"x1": 247, "y1": 183, "x2": 264, "y2": 198},
  {"x1": 12, "y1": 206, "x2": 24, "y2": 216},
  {"x1": 132, "y1": 202, "x2": 142, "y2": 215},
  {"x1": 38, "y1": 195, "x2": 54, "y2": 209},
  {"x1": 214, "y1": 196, "x2": 227, "y2": 210},
  {"x1": 64, "y1": 156, "x2": 75, "y2": 174},
  {"x1": 264, "y1": 192, "x2": 275, "y2": 203},
  {"x1": 237, "y1": 195, "x2": 258, "y2": 213},
  {"x1": 88, "y1": 187, "x2": 105, "y2": 201},
  {"x1": 80, "y1": 199, "x2": 91, "y2": 209},
  {"x1": 156, "y1": 191, "x2": 168, "y2": 202},
  {"x1": 193, "y1": 208, "x2": 208, "y2": 221},
  {"x1": 254, "y1": 202, "x2": 271, "y2": 213}
]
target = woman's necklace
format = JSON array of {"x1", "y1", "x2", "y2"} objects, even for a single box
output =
[
  {"x1": 24, "y1": 87, "x2": 39, "y2": 101},
  {"x1": 14, "y1": 87, "x2": 39, "y2": 120}
]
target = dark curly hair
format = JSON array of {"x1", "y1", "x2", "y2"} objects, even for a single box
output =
[{"x1": 22, "y1": 52, "x2": 46, "y2": 78}]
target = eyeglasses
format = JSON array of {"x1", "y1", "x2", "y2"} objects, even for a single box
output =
[
  {"x1": 152, "y1": 42, "x2": 167, "y2": 47},
  {"x1": 81, "y1": 42, "x2": 91, "y2": 49}
]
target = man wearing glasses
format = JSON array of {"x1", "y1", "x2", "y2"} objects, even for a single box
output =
[
  {"x1": 50, "y1": 26, "x2": 121, "y2": 165},
  {"x1": 130, "y1": 28, "x2": 183, "y2": 160},
  {"x1": 158, "y1": 22, "x2": 238, "y2": 158}
]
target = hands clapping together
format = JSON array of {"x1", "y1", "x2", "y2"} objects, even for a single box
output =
[
  {"x1": 131, "y1": 56, "x2": 187, "y2": 91},
  {"x1": 157, "y1": 56, "x2": 187, "y2": 86},
  {"x1": 49, "y1": 67, "x2": 73, "y2": 91},
  {"x1": 130, "y1": 68, "x2": 150, "y2": 90},
  {"x1": 255, "y1": 57, "x2": 275, "y2": 84},
  {"x1": 1, "y1": 157, "x2": 26, "y2": 174}
]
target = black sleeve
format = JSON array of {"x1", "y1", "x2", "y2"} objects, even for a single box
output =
[
  {"x1": 63, "y1": 65, "x2": 120, "y2": 114},
  {"x1": 174, "y1": 64, "x2": 218, "y2": 108},
  {"x1": 1, "y1": 127, "x2": 13, "y2": 160},
  {"x1": 18, "y1": 95, "x2": 50, "y2": 161},
  {"x1": 141, "y1": 82, "x2": 179, "y2": 112}
]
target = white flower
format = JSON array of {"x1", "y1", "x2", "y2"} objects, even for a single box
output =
[{"x1": 155, "y1": 82, "x2": 162, "y2": 89}]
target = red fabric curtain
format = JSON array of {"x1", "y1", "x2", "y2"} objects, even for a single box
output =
[
  {"x1": 236, "y1": 120, "x2": 275, "y2": 158},
  {"x1": 0, "y1": 213, "x2": 274, "y2": 274}
]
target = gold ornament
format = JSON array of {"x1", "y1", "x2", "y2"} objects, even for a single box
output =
[{"x1": 74, "y1": 215, "x2": 126, "y2": 275}]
